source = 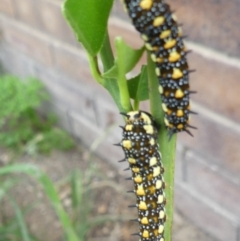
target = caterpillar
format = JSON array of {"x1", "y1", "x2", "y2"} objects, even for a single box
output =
[
  {"x1": 117, "y1": 111, "x2": 166, "y2": 241},
  {"x1": 122, "y1": 0, "x2": 196, "y2": 138}
]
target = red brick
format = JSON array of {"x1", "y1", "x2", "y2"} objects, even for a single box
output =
[
  {"x1": 2, "y1": 19, "x2": 53, "y2": 66},
  {"x1": 0, "y1": 44, "x2": 37, "y2": 77},
  {"x1": 13, "y1": 0, "x2": 42, "y2": 28},
  {"x1": 34, "y1": 67, "x2": 100, "y2": 124},
  {"x1": 179, "y1": 105, "x2": 240, "y2": 175},
  {"x1": 36, "y1": 0, "x2": 77, "y2": 45},
  {"x1": 169, "y1": 0, "x2": 240, "y2": 57},
  {"x1": 95, "y1": 97, "x2": 121, "y2": 129},
  {"x1": 187, "y1": 47, "x2": 240, "y2": 123},
  {"x1": 52, "y1": 43, "x2": 89, "y2": 81},
  {"x1": 175, "y1": 183, "x2": 239, "y2": 241},
  {"x1": 69, "y1": 111, "x2": 124, "y2": 169},
  {"x1": 0, "y1": 0, "x2": 15, "y2": 16},
  {"x1": 186, "y1": 152, "x2": 240, "y2": 217}
]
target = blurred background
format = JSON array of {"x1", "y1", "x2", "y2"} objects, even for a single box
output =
[{"x1": 0, "y1": 0, "x2": 240, "y2": 241}]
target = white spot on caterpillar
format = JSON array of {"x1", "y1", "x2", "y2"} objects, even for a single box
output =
[
  {"x1": 156, "y1": 180, "x2": 162, "y2": 189},
  {"x1": 158, "y1": 224, "x2": 164, "y2": 234},
  {"x1": 153, "y1": 166, "x2": 161, "y2": 177},
  {"x1": 150, "y1": 157, "x2": 157, "y2": 166},
  {"x1": 157, "y1": 194, "x2": 164, "y2": 204},
  {"x1": 155, "y1": 67, "x2": 160, "y2": 76}
]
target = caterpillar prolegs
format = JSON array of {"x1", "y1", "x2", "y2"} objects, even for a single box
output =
[
  {"x1": 118, "y1": 111, "x2": 166, "y2": 241},
  {"x1": 122, "y1": 0, "x2": 196, "y2": 137}
]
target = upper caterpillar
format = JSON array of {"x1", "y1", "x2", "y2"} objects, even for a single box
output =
[{"x1": 122, "y1": 0, "x2": 196, "y2": 138}]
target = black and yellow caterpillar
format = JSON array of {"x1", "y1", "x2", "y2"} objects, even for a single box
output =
[
  {"x1": 118, "y1": 111, "x2": 166, "y2": 241},
  {"x1": 122, "y1": 0, "x2": 196, "y2": 138}
]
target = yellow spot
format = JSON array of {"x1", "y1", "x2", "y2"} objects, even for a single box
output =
[
  {"x1": 149, "y1": 138, "x2": 155, "y2": 146},
  {"x1": 153, "y1": 16, "x2": 165, "y2": 27},
  {"x1": 156, "y1": 180, "x2": 162, "y2": 189},
  {"x1": 140, "y1": 0, "x2": 153, "y2": 10},
  {"x1": 153, "y1": 166, "x2": 161, "y2": 177},
  {"x1": 164, "y1": 90, "x2": 170, "y2": 97},
  {"x1": 157, "y1": 194, "x2": 164, "y2": 204},
  {"x1": 143, "y1": 125, "x2": 154, "y2": 134},
  {"x1": 160, "y1": 30, "x2": 171, "y2": 39},
  {"x1": 172, "y1": 68, "x2": 183, "y2": 79},
  {"x1": 134, "y1": 175, "x2": 143, "y2": 183},
  {"x1": 136, "y1": 185, "x2": 146, "y2": 196},
  {"x1": 162, "y1": 103, "x2": 168, "y2": 112},
  {"x1": 156, "y1": 57, "x2": 164, "y2": 63},
  {"x1": 142, "y1": 230, "x2": 149, "y2": 238},
  {"x1": 149, "y1": 185, "x2": 156, "y2": 194},
  {"x1": 151, "y1": 53, "x2": 157, "y2": 62},
  {"x1": 151, "y1": 201, "x2": 157, "y2": 208},
  {"x1": 132, "y1": 167, "x2": 140, "y2": 173},
  {"x1": 141, "y1": 113, "x2": 152, "y2": 124},
  {"x1": 153, "y1": 217, "x2": 158, "y2": 223},
  {"x1": 164, "y1": 39, "x2": 176, "y2": 49},
  {"x1": 177, "y1": 123, "x2": 184, "y2": 130},
  {"x1": 147, "y1": 173, "x2": 153, "y2": 181},
  {"x1": 175, "y1": 89, "x2": 184, "y2": 98},
  {"x1": 145, "y1": 43, "x2": 153, "y2": 50},
  {"x1": 158, "y1": 85, "x2": 163, "y2": 94},
  {"x1": 139, "y1": 201, "x2": 147, "y2": 210},
  {"x1": 154, "y1": 229, "x2": 159, "y2": 236},
  {"x1": 176, "y1": 109, "x2": 184, "y2": 117},
  {"x1": 168, "y1": 51, "x2": 181, "y2": 62},
  {"x1": 122, "y1": 140, "x2": 132, "y2": 149},
  {"x1": 159, "y1": 210, "x2": 165, "y2": 219},
  {"x1": 167, "y1": 109, "x2": 172, "y2": 115},
  {"x1": 160, "y1": 238, "x2": 164, "y2": 241},
  {"x1": 158, "y1": 225, "x2": 164, "y2": 234},
  {"x1": 171, "y1": 14, "x2": 177, "y2": 21},
  {"x1": 141, "y1": 217, "x2": 149, "y2": 225},
  {"x1": 128, "y1": 158, "x2": 136, "y2": 164},
  {"x1": 164, "y1": 118, "x2": 169, "y2": 126},
  {"x1": 150, "y1": 157, "x2": 157, "y2": 166},
  {"x1": 125, "y1": 124, "x2": 133, "y2": 131},
  {"x1": 141, "y1": 34, "x2": 148, "y2": 41}
]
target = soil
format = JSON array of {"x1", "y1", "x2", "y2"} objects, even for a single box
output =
[{"x1": 0, "y1": 144, "x2": 218, "y2": 241}]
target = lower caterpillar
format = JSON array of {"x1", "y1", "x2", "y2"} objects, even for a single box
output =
[{"x1": 117, "y1": 111, "x2": 166, "y2": 241}]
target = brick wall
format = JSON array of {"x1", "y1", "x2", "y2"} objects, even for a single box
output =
[{"x1": 0, "y1": 0, "x2": 240, "y2": 240}]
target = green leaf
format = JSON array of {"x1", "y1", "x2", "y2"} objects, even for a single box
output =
[
  {"x1": 8, "y1": 196, "x2": 31, "y2": 241},
  {"x1": 102, "y1": 65, "x2": 118, "y2": 79},
  {"x1": 103, "y1": 38, "x2": 145, "y2": 79},
  {"x1": 115, "y1": 37, "x2": 145, "y2": 75},
  {"x1": 62, "y1": 0, "x2": 114, "y2": 56},
  {"x1": 127, "y1": 65, "x2": 149, "y2": 101}
]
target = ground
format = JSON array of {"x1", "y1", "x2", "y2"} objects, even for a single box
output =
[{"x1": 0, "y1": 144, "x2": 218, "y2": 241}]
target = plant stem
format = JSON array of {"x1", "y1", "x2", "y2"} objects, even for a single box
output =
[
  {"x1": 116, "y1": 37, "x2": 132, "y2": 112},
  {"x1": 99, "y1": 31, "x2": 114, "y2": 71},
  {"x1": 99, "y1": 32, "x2": 124, "y2": 111},
  {"x1": 147, "y1": 53, "x2": 177, "y2": 241},
  {"x1": 134, "y1": 99, "x2": 140, "y2": 111},
  {"x1": 88, "y1": 55, "x2": 105, "y2": 86}
]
